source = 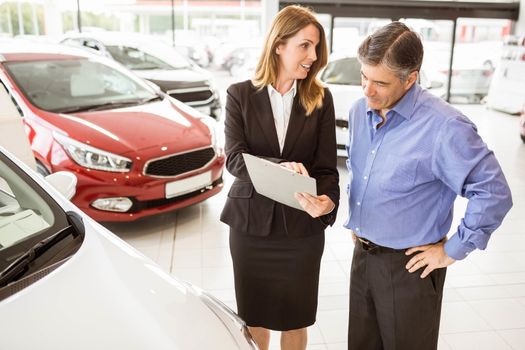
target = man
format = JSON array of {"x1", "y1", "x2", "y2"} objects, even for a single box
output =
[{"x1": 345, "y1": 22, "x2": 512, "y2": 350}]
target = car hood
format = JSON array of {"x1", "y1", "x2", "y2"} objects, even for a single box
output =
[
  {"x1": 326, "y1": 83, "x2": 364, "y2": 120},
  {"x1": 0, "y1": 216, "x2": 244, "y2": 349},
  {"x1": 134, "y1": 69, "x2": 211, "y2": 89},
  {"x1": 52, "y1": 98, "x2": 211, "y2": 156}
]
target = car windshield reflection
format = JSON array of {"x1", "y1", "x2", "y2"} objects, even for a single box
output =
[
  {"x1": 0, "y1": 155, "x2": 64, "y2": 272},
  {"x1": 106, "y1": 44, "x2": 192, "y2": 71},
  {"x1": 5, "y1": 58, "x2": 158, "y2": 113},
  {"x1": 321, "y1": 57, "x2": 362, "y2": 85}
]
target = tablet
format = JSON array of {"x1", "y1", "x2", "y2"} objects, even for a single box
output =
[{"x1": 242, "y1": 153, "x2": 317, "y2": 211}]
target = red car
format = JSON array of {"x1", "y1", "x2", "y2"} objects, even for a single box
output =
[{"x1": 0, "y1": 42, "x2": 224, "y2": 221}]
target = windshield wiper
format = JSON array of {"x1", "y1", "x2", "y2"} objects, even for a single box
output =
[
  {"x1": 57, "y1": 100, "x2": 144, "y2": 114},
  {"x1": 138, "y1": 95, "x2": 163, "y2": 105},
  {"x1": 0, "y1": 211, "x2": 84, "y2": 288}
]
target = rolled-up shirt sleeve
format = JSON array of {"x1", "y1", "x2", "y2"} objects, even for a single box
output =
[{"x1": 432, "y1": 116, "x2": 513, "y2": 260}]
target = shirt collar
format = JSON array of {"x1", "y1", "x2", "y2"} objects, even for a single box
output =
[
  {"x1": 366, "y1": 83, "x2": 421, "y2": 121},
  {"x1": 391, "y1": 82, "x2": 419, "y2": 120},
  {"x1": 268, "y1": 80, "x2": 297, "y2": 98}
]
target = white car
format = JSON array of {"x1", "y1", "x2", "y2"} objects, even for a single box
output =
[
  {"x1": 319, "y1": 55, "x2": 363, "y2": 157},
  {"x1": 0, "y1": 146, "x2": 257, "y2": 349}
]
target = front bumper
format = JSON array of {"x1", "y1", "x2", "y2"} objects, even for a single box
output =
[{"x1": 69, "y1": 157, "x2": 225, "y2": 222}]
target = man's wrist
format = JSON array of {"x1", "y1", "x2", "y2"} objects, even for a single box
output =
[{"x1": 444, "y1": 234, "x2": 475, "y2": 260}]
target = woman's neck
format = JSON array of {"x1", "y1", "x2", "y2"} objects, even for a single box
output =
[{"x1": 272, "y1": 78, "x2": 295, "y2": 96}]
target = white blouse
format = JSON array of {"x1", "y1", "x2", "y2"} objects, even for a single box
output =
[{"x1": 267, "y1": 81, "x2": 297, "y2": 153}]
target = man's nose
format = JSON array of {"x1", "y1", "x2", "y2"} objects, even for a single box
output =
[{"x1": 363, "y1": 82, "x2": 374, "y2": 96}]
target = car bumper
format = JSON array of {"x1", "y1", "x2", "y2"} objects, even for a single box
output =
[
  {"x1": 335, "y1": 119, "x2": 349, "y2": 157},
  {"x1": 70, "y1": 158, "x2": 225, "y2": 222}
]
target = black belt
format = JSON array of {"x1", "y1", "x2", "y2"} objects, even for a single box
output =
[{"x1": 356, "y1": 237, "x2": 405, "y2": 253}]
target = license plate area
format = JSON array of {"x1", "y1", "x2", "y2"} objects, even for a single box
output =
[{"x1": 165, "y1": 171, "x2": 212, "y2": 198}]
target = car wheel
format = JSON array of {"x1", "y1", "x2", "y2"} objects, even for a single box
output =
[{"x1": 35, "y1": 160, "x2": 51, "y2": 177}]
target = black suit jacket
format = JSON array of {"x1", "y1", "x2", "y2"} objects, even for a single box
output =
[{"x1": 220, "y1": 80, "x2": 340, "y2": 237}]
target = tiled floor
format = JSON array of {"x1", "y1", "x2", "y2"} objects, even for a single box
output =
[{"x1": 105, "y1": 104, "x2": 525, "y2": 350}]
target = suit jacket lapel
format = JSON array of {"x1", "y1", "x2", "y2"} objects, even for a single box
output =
[
  {"x1": 282, "y1": 95, "x2": 306, "y2": 156},
  {"x1": 249, "y1": 87, "x2": 281, "y2": 156}
]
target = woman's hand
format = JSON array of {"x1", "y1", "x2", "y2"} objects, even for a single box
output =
[
  {"x1": 294, "y1": 192, "x2": 335, "y2": 218},
  {"x1": 280, "y1": 162, "x2": 309, "y2": 176}
]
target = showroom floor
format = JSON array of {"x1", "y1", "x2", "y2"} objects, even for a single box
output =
[{"x1": 105, "y1": 99, "x2": 525, "y2": 349}]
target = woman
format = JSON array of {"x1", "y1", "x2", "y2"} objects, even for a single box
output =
[{"x1": 220, "y1": 5, "x2": 339, "y2": 350}]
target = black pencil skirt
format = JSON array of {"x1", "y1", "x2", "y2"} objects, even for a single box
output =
[{"x1": 229, "y1": 229, "x2": 325, "y2": 331}]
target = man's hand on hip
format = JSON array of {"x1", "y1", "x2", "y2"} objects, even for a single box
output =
[{"x1": 405, "y1": 240, "x2": 456, "y2": 278}]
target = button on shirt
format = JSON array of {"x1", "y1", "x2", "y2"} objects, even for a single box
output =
[
  {"x1": 268, "y1": 81, "x2": 297, "y2": 153},
  {"x1": 345, "y1": 83, "x2": 512, "y2": 260}
]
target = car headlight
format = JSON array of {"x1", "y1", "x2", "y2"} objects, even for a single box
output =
[
  {"x1": 53, "y1": 132, "x2": 132, "y2": 172},
  {"x1": 185, "y1": 282, "x2": 258, "y2": 349}
]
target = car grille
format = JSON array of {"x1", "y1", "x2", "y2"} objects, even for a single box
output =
[
  {"x1": 168, "y1": 88, "x2": 214, "y2": 105},
  {"x1": 144, "y1": 147, "x2": 216, "y2": 177},
  {"x1": 336, "y1": 119, "x2": 349, "y2": 129}
]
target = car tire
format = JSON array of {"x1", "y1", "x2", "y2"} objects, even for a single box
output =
[{"x1": 36, "y1": 160, "x2": 51, "y2": 177}]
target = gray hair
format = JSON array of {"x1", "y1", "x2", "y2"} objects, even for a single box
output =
[{"x1": 358, "y1": 21, "x2": 423, "y2": 81}]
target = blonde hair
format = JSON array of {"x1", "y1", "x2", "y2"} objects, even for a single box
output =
[{"x1": 253, "y1": 5, "x2": 328, "y2": 115}]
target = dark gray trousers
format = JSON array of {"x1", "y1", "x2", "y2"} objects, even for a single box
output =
[{"x1": 348, "y1": 239, "x2": 446, "y2": 350}]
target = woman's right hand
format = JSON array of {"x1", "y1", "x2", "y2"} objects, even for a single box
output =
[{"x1": 280, "y1": 162, "x2": 309, "y2": 177}]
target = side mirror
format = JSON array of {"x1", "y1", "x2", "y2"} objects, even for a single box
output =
[{"x1": 45, "y1": 171, "x2": 77, "y2": 200}]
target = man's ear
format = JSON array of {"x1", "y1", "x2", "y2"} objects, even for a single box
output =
[{"x1": 404, "y1": 71, "x2": 418, "y2": 91}]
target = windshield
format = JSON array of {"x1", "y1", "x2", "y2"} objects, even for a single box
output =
[
  {"x1": 106, "y1": 44, "x2": 192, "y2": 70},
  {"x1": 0, "y1": 152, "x2": 68, "y2": 272},
  {"x1": 321, "y1": 57, "x2": 362, "y2": 86},
  {"x1": 5, "y1": 58, "x2": 158, "y2": 113}
]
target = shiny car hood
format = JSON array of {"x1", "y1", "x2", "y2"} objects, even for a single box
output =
[
  {"x1": 0, "y1": 216, "x2": 241, "y2": 349},
  {"x1": 53, "y1": 98, "x2": 211, "y2": 156},
  {"x1": 134, "y1": 69, "x2": 211, "y2": 89}
]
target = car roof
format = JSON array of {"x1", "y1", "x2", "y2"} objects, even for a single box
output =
[
  {"x1": 0, "y1": 41, "x2": 97, "y2": 62},
  {"x1": 62, "y1": 31, "x2": 159, "y2": 47}
]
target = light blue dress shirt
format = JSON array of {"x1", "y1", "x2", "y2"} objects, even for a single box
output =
[{"x1": 345, "y1": 83, "x2": 513, "y2": 260}]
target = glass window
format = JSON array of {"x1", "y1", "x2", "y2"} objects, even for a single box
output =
[
  {"x1": 0, "y1": 151, "x2": 74, "y2": 285},
  {"x1": 448, "y1": 18, "x2": 510, "y2": 103},
  {"x1": 5, "y1": 58, "x2": 157, "y2": 113},
  {"x1": 332, "y1": 17, "x2": 389, "y2": 54},
  {"x1": 0, "y1": 1, "x2": 44, "y2": 37},
  {"x1": 0, "y1": 164, "x2": 53, "y2": 253}
]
